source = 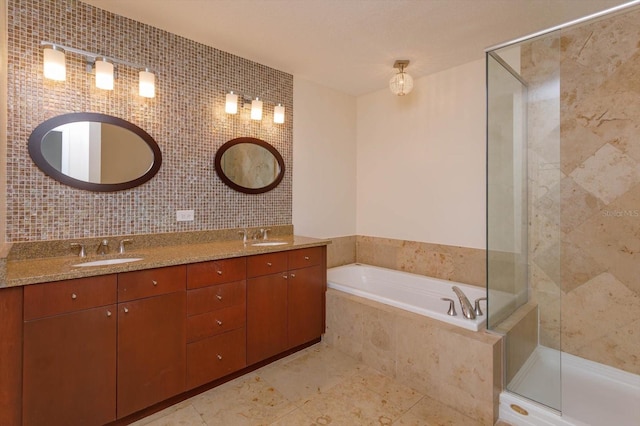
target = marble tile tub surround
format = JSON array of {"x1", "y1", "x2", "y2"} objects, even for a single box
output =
[
  {"x1": 325, "y1": 288, "x2": 503, "y2": 425},
  {"x1": 6, "y1": 0, "x2": 293, "y2": 242},
  {"x1": 356, "y1": 235, "x2": 486, "y2": 287},
  {"x1": 522, "y1": 6, "x2": 640, "y2": 375}
]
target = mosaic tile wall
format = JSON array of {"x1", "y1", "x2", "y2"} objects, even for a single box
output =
[
  {"x1": 6, "y1": 0, "x2": 293, "y2": 242},
  {"x1": 523, "y1": 6, "x2": 640, "y2": 375}
]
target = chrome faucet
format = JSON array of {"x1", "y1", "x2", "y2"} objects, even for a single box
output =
[
  {"x1": 97, "y1": 239, "x2": 109, "y2": 255},
  {"x1": 260, "y1": 228, "x2": 271, "y2": 240},
  {"x1": 452, "y1": 286, "x2": 476, "y2": 319}
]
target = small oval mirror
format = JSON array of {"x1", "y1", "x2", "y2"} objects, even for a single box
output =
[
  {"x1": 28, "y1": 113, "x2": 162, "y2": 192},
  {"x1": 215, "y1": 137, "x2": 285, "y2": 194}
]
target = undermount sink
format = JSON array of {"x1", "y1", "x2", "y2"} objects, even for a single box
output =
[
  {"x1": 73, "y1": 257, "x2": 144, "y2": 267},
  {"x1": 251, "y1": 241, "x2": 288, "y2": 247}
]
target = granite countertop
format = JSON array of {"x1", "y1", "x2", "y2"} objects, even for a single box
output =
[{"x1": 4, "y1": 233, "x2": 330, "y2": 288}]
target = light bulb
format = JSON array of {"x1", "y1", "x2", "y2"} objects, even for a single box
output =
[
  {"x1": 274, "y1": 104, "x2": 285, "y2": 124},
  {"x1": 43, "y1": 46, "x2": 66, "y2": 81},
  {"x1": 251, "y1": 98, "x2": 263, "y2": 120},
  {"x1": 95, "y1": 58, "x2": 114, "y2": 90},
  {"x1": 139, "y1": 69, "x2": 155, "y2": 98},
  {"x1": 225, "y1": 91, "x2": 238, "y2": 114}
]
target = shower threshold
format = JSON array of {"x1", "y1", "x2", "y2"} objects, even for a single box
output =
[{"x1": 499, "y1": 346, "x2": 640, "y2": 426}]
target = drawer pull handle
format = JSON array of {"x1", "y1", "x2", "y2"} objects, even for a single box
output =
[
  {"x1": 216, "y1": 270, "x2": 222, "y2": 275},
  {"x1": 217, "y1": 354, "x2": 223, "y2": 360},
  {"x1": 71, "y1": 293, "x2": 77, "y2": 300},
  {"x1": 283, "y1": 275, "x2": 288, "y2": 279},
  {"x1": 216, "y1": 295, "x2": 223, "y2": 301},
  {"x1": 216, "y1": 320, "x2": 223, "y2": 326},
  {"x1": 267, "y1": 262, "x2": 272, "y2": 267},
  {"x1": 304, "y1": 256, "x2": 310, "y2": 260},
  {"x1": 107, "y1": 310, "x2": 112, "y2": 317},
  {"x1": 152, "y1": 280, "x2": 158, "y2": 286},
  {"x1": 290, "y1": 273, "x2": 296, "y2": 278},
  {"x1": 123, "y1": 307, "x2": 129, "y2": 313}
]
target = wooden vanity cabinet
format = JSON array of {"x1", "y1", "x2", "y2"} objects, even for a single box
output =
[
  {"x1": 186, "y1": 258, "x2": 247, "y2": 389},
  {"x1": 116, "y1": 265, "x2": 186, "y2": 418},
  {"x1": 246, "y1": 247, "x2": 326, "y2": 365},
  {"x1": 22, "y1": 275, "x2": 118, "y2": 426},
  {"x1": 287, "y1": 247, "x2": 326, "y2": 349}
]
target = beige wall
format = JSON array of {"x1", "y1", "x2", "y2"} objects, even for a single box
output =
[
  {"x1": 292, "y1": 78, "x2": 357, "y2": 238},
  {"x1": 356, "y1": 59, "x2": 486, "y2": 249}
]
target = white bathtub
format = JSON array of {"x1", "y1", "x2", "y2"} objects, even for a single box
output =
[{"x1": 327, "y1": 263, "x2": 487, "y2": 331}]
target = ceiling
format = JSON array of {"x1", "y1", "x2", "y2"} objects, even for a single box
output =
[{"x1": 82, "y1": 0, "x2": 631, "y2": 96}]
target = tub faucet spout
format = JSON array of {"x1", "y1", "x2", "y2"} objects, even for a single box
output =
[{"x1": 452, "y1": 286, "x2": 475, "y2": 319}]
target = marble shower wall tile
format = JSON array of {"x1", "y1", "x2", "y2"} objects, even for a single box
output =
[
  {"x1": 356, "y1": 235, "x2": 486, "y2": 287},
  {"x1": 520, "y1": 6, "x2": 640, "y2": 376}
]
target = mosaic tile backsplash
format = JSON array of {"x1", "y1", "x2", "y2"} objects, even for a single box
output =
[{"x1": 6, "y1": 0, "x2": 293, "y2": 242}]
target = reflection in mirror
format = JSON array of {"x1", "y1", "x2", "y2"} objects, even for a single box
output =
[
  {"x1": 29, "y1": 113, "x2": 162, "y2": 192},
  {"x1": 215, "y1": 137, "x2": 285, "y2": 194}
]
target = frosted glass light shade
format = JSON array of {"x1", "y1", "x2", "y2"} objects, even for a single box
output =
[
  {"x1": 273, "y1": 104, "x2": 285, "y2": 124},
  {"x1": 225, "y1": 92, "x2": 238, "y2": 114},
  {"x1": 251, "y1": 98, "x2": 263, "y2": 120},
  {"x1": 95, "y1": 59, "x2": 114, "y2": 90},
  {"x1": 43, "y1": 47, "x2": 66, "y2": 81},
  {"x1": 389, "y1": 71, "x2": 414, "y2": 96},
  {"x1": 139, "y1": 69, "x2": 155, "y2": 98}
]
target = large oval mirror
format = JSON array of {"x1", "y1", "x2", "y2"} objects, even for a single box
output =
[
  {"x1": 28, "y1": 112, "x2": 162, "y2": 192},
  {"x1": 214, "y1": 137, "x2": 285, "y2": 194}
]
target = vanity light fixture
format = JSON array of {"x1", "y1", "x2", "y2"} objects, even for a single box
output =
[
  {"x1": 389, "y1": 60, "x2": 414, "y2": 96},
  {"x1": 224, "y1": 91, "x2": 285, "y2": 124},
  {"x1": 43, "y1": 45, "x2": 66, "y2": 81},
  {"x1": 250, "y1": 98, "x2": 263, "y2": 120},
  {"x1": 41, "y1": 41, "x2": 155, "y2": 98},
  {"x1": 225, "y1": 91, "x2": 238, "y2": 114},
  {"x1": 273, "y1": 104, "x2": 285, "y2": 124}
]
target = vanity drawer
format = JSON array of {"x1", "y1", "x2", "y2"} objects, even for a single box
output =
[
  {"x1": 187, "y1": 258, "x2": 246, "y2": 289},
  {"x1": 187, "y1": 303, "x2": 246, "y2": 342},
  {"x1": 187, "y1": 280, "x2": 246, "y2": 316},
  {"x1": 288, "y1": 247, "x2": 324, "y2": 270},
  {"x1": 118, "y1": 265, "x2": 186, "y2": 302},
  {"x1": 24, "y1": 275, "x2": 117, "y2": 321},
  {"x1": 247, "y1": 252, "x2": 288, "y2": 278},
  {"x1": 186, "y1": 327, "x2": 246, "y2": 389}
]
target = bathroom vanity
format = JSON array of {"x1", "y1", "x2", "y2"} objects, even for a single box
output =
[{"x1": 0, "y1": 234, "x2": 328, "y2": 426}]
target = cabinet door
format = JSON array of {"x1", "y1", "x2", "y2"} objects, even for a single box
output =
[
  {"x1": 288, "y1": 265, "x2": 325, "y2": 348},
  {"x1": 246, "y1": 274, "x2": 288, "y2": 365},
  {"x1": 23, "y1": 305, "x2": 117, "y2": 426},
  {"x1": 117, "y1": 291, "x2": 186, "y2": 418}
]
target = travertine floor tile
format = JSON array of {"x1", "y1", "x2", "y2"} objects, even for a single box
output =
[
  {"x1": 190, "y1": 373, "x2": 297, "y2": 426},
  {"x1": 130, "y1": 404, "x2": 205, "y2": 426},
  {"x1": 258, "y1": 343, "x2": 361, "y2": 406},
  {"x1": 349, "y1": 365, "x2": 423, "y2": 411},
  {"x1": 395, "y1": 395, "x2": 484, "y2": 426}
]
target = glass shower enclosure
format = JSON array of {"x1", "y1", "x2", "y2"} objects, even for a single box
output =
[{"x1": 487, "y1": 2, "x2": 640, "y2": 424}]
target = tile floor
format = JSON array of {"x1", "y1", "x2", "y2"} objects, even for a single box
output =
[{"x1": 132, "y1": 343, "x2": 505, "y2": 426}]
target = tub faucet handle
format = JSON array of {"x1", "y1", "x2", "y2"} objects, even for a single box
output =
[
  {"x1": 70, "y1": 243, "x2": 86, "y2": 258},
  {"x1": 441, "y1": 298, "x2": 457, "y2": 316},
  {"x1": 474, "y1": 297, "x2": 487, "y2": 316}
]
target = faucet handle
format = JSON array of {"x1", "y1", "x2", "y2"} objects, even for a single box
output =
[
  {"x1": 262, "y1": 228, "x2": 271, "y2": 240},
  {"x1": 238, "y1": 229, "x2": 248, "y2": 244},
  {"x1": 70, "y1": 243, "x2": 86, "y2": 258},
  {"x1": 474, "y1": 297, "x2": 487, "y2": 316},
  {"x1": 441, "y1": 298, "x2": 457, "y2": 316},
  {"x1": 118, "y1": 239, "x2": 133, "y2": 254}
]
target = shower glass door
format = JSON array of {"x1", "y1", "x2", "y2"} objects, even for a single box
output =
[{"x1": 486, "y1": 34, "x2": 562, "y2": 412}]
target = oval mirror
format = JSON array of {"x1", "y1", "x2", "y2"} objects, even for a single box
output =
[
  {"x1": 28, "y1": 112, "x2": 162, "y2": 192},
  {"x1": 214, "y1": 137, "x2": 285, "y2": 194}
]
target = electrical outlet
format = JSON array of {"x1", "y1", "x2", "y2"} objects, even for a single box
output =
[{"x1": 176, "y1": 209, "x2": 195, "y2": 222}]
